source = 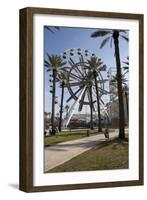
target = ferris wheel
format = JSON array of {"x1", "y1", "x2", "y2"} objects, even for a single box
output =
[{"x1": 60, "y1": 48, "x2": 109, "y2": 127}]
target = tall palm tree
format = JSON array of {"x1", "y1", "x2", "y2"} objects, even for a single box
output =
[
  {"x1": 89, "y1": 84, "x2": 94, "y2": 130},
  {"x1": 87, "y1": 57, "x2": 106, "y2": 132},
  {"x1": 91, "y1": 29, "x2": 128, "y2": 138},
  {"x1": 44, "y1": 54, "x2": 66, "y2": 135},
  {"x1": 58, "y1": 71, "x2": 68, "y2": 132}
]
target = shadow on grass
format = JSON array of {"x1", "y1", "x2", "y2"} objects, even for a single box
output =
[
  {"x1": 45, "y1": 137, "x2": 128, "y2": 157},
  {"x1": 92, "y1": 137, "x2": 128, "y2": 151}
]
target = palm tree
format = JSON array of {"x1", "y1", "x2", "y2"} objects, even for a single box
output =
[
  {"x1": 111, "y1": 73, "x2": 128, "y2": 87},
  {"x1": 44, "y1": 54, "x2": 66, "y2": 135},
  {"x1": 87, "y1": 57, "x2": 106, "y2": 132},
  {"x1": 89, "y1": 83, "x2": 94, "y2": 130},
  {"x1": 58, "y1": 71, "x2": 68, "y2": 132},
  {"x1": 91, "y1": 29, "x2": 128, "y2": 138}
]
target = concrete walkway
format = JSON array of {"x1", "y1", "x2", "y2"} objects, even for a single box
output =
[{"x1": 44, "y1": 131, "x2": 118, "y2": 172}]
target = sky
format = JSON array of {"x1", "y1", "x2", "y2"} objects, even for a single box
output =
[{"x1": 44, "y1": 26, "x2": 129, "y2": 115}]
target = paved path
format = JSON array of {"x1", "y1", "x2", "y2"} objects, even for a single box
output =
[{"x1": 45, "y1": 131, "x2": 118, "y2": 172}]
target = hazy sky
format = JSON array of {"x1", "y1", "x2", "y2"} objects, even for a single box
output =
[{"x1": 44, "y1": 26, "x2": 129, "y2": 115}]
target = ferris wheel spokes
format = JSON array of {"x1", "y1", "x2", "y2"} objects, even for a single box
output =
[
  {"x1": 63, "y1": 86, "x2": 87, "y2": 128},
  {"x1": 66, "y1": 87, "x2": 83, "y2": 103}
]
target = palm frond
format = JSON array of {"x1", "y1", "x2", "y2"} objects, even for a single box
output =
[
  {"x1": 45, "y1": 54, "x2": 66, "y2": 71},
  {"x1": 44, "y1": 60, "x2": 49, "y2": 67},
  {"x1": 58, "y1": 70, "x2": 68, "y2": 81},
  {"x1": 123, "y1": 61, "x2": 129, "y2": 65},
  {"x1": 87, "y1": 57, "x2": 105, "y2": 72},
  {"x1": 123, "y1": 67, "x2": 129, "y2": 70},
  {"x1": 91, "y1": 30, "x2": 111, "y2": 37},
  {"x1": 100, "y1": 36, "x2": 111, "y2": 48},
  {"x1": 62, "y1": 67, "x2": 70, "y2": 71},
  {"x1": 45, "y1": 26, "x2": 54, "y2": 34},
  {"x1": 121, "y1": 35, "x2": 129, "y2": 42},
  {"x1": 119, "y1": 30, "x2": 127, "y2": 33},
  {"x1": 45, "y1": 26, "x2": 60, "y2": 34},
  {"x1": 112, "y1": 73, "x2": 128, "y2": 85},
  {"x1": 123, "y1": 56, "x2": 129, "y2": 72},
  {"x1": 54, "y1": 26, "x2": 60, "y2": 30},
  {"x1": 59, "y1": 61, "x2": 67, "y2": 67}
]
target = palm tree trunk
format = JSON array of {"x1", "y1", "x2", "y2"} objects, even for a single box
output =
[
  {"x1": 89, "y1": 85, "x2": 94, "y2": 130},
  {"x1": 59, "y1": 81, "x2": 64, "y2": 132},
  {"x1": 125, "y1": 91, "x2": 129, "y2": 124},
  {"x1": 113, "y1": 31, "x2": 125, "y2": 139},
  {"x1": 93, "y1": 71, "x2": 102, "y2": 132},
  {"x1": 51, "y1": 69, "x2": 56, "y2": 135}
]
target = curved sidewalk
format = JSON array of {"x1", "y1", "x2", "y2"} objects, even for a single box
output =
[{"x1": 45, "y1": 131, "x2": 118, "y2": 172}]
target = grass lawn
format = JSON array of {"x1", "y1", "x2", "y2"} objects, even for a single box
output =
[
  {"x1": 44, "y1": 128, "x2": 116, "y2": 146},
  {"x1": 49, "y1": 138, "x2": 128, "y2": 172},
  {"x1": 44, "y1": 129, "x2": 99, "y2": 146}
]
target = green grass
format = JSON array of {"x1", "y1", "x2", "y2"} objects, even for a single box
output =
[
  {"x1": 48, "y1": 138, "x2": 128, "y2": 172},
  {"x1": 44, "y1": 129, "x2": 100, "y2": 146}
]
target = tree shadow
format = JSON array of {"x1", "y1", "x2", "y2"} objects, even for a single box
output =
[
  {"x1": 45, "y1": 139, "x2": 105, "y2": 152},
  {"x1": 92, "y1": 137, "x2": 128, "y2": 151}
]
